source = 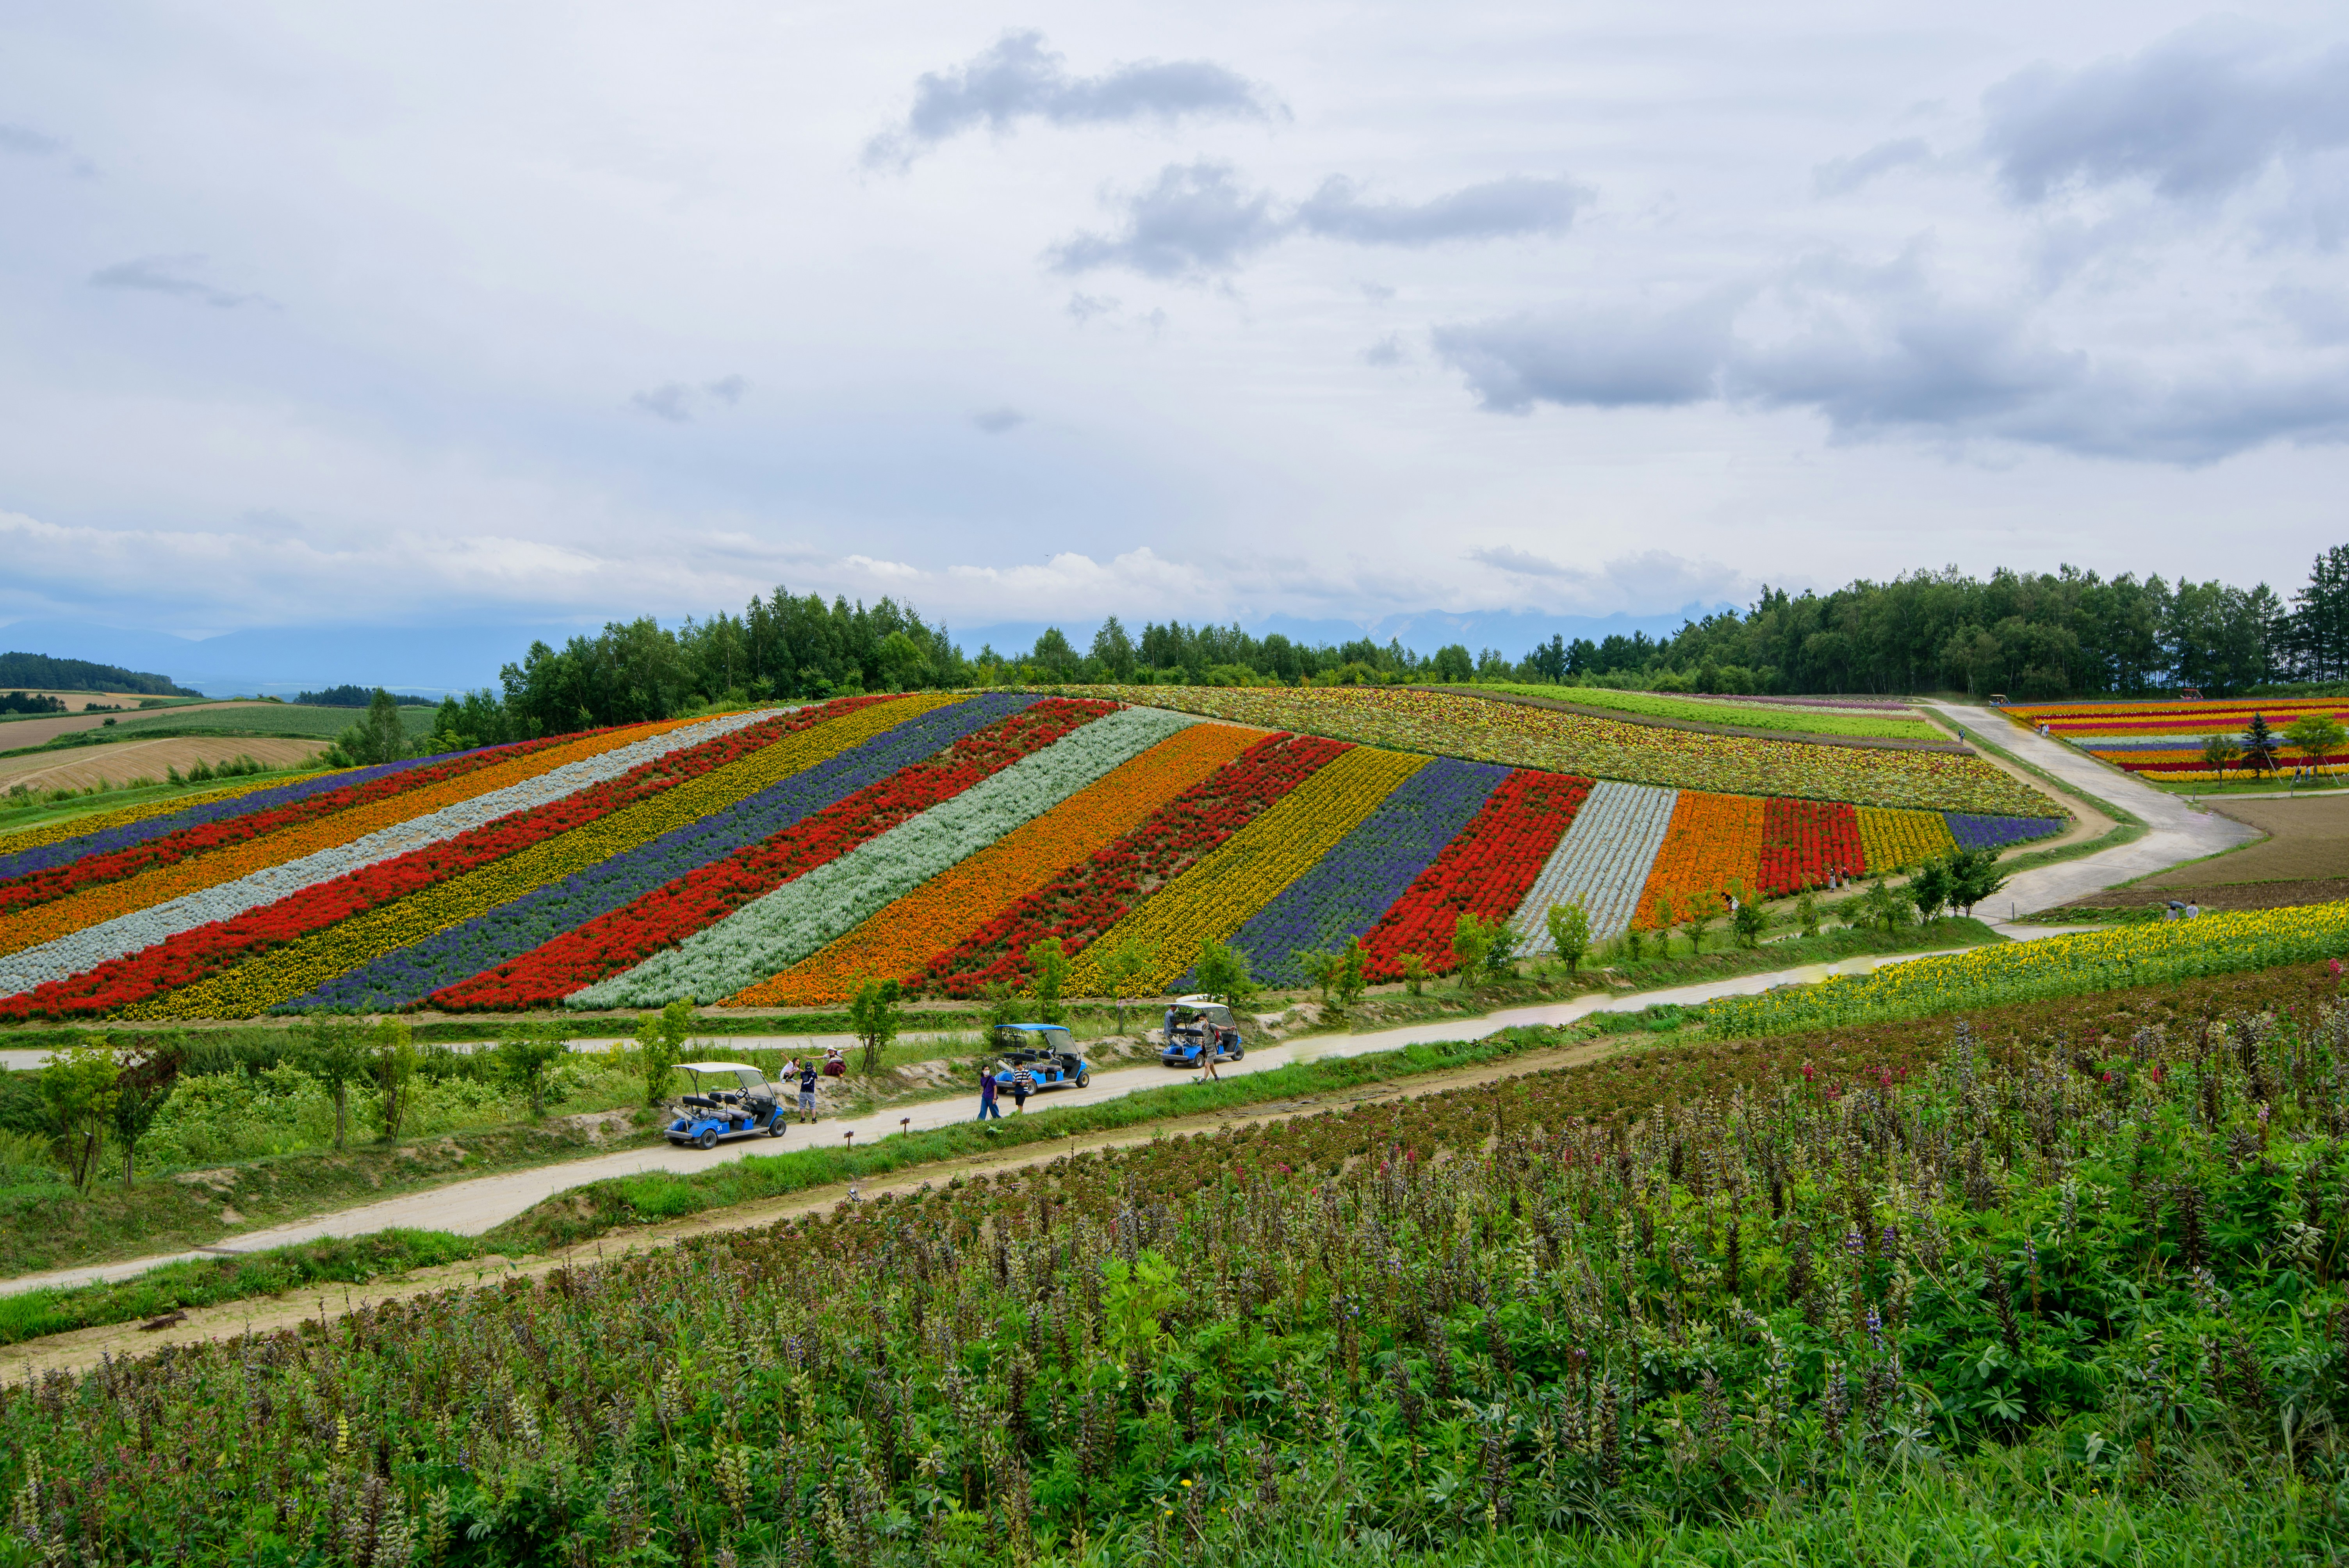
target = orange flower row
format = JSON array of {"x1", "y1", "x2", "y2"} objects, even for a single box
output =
[
  {"x1": 730, "y1": 722, "x2": 1258, "y2": 1005},
  {"x1": 0, "y1": 717, "x2": 706, "y2": 960},
  {"x1": 1631, "y1": 790, "x2": 1765, "y2": 929}
]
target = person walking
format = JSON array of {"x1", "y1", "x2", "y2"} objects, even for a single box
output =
[
  {"x1": 796, "y1": 1057, "x2": 820, "y2": 1123},
  {"x1": 977, "y1": 1064, "x2": 1002, "y2": 1120},
  {"x1": 1011, "y1": 1060, "x2": 1035, "y2": 1113}
]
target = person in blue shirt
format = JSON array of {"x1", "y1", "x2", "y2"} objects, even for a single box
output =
[
  {"x1": 796, "y1": 1060, "x2": 820, "y2": 1123},
  {"x1": 977, "y1": 1065, "x2": 1001, "y2": 1120}
]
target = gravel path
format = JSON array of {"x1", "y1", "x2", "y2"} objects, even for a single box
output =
[{"x1": 1921, "y1": 702, "x2": 2260, "y2": 917}]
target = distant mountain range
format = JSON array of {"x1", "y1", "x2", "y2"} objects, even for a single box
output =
[{"x1": 0, "y1": 605, "x2": 1727, "y2": 699}]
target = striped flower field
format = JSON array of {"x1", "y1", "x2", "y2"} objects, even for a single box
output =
[{"x1": 0, "y1": 691, "x2": 2068, "y2": 1019}]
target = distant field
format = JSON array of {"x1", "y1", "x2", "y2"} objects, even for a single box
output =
[
  {"x1": 103, "y1": 702, "x2": 437, "y2": 740},
  {"x1": 1479, "y1": 682, "x2": 1934, "y2": 739},
  {"x1": 0, "y1": 737, "x2": 325, "y2": 794}
]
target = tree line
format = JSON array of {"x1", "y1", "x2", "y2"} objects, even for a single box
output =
[{"x1": 330, "y1": 549, "x2": 2349, "y2": 758}]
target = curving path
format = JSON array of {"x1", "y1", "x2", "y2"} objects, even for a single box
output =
[{"x1": 1924, "y1": 702, "x2": 2259, "y2": 918}]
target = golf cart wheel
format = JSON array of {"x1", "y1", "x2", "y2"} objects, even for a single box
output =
[
  {"x1": 696, "y1": 1128, "x2": 718, "y2": 1151},
  {"x1": 1231, "y1": 1043, "x2": 1244, "y2": 1060},
  {"x1": 767, "y1": 1117, "x2": 785, "y2": 1137},
  {"x1": 1075, "y1": 1070, "x2": 1090, "y2": 1088}
]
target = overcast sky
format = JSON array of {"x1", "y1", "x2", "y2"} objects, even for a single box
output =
[{"x1": 3, "y1": 0, "x2": 2346, "y2": 645}]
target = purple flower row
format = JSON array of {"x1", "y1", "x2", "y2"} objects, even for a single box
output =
[
  {"x1": 1943, "y1": 812, "x2": 2064, "y2": 850},
  {"x1": 282, "y1": 694, "x2": 1040, "y2": 1011},
  {"x1": 0, "y1": 753, "x2": 447, "y2": 884},
  {"x1": 1220, "y1": 757, "x2": 1508, "y2": 988}
]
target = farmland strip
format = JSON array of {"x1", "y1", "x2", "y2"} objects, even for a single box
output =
[
  {"x1": 1353, "y1": 768, "x2": 1587, "y2": 971},
  {"x1": 1064, "y1": 744, "x2": 1432, "y2": 995},
  {"x1": 732, "y1": 722, "x2": 1260, "y2": 1006},
  {"x1": 576, "y1": 706, "x2": 1198, "y2": 1009},
  {"x1": 1943, "y1": 812, "x2": 2064, "y2": 851},
  {"x1": 916, "y1": 732, "x2": 1351, "y2": 998},
  {"x1": 0, "y1": 772, "x2": 321, "y2": 866},
  {"x1": 119, "y1": 699, "x2": 966, "y2": 1019},
  {"x1": 1631, "y1": 791, "x2": 1767, "y2": 929},
  {"x1": 1756, "y1": 797, "x2": 1864, "y2": 896},
  {"x1": 426, "y1": 698, "x2": 1104, "y2": 1011},
  {"x1": 1856, "y1": 806, "x2": 1957, "y2": 873},
  {"x1": 1226, "y1": 756, "x2": 1505, "y2": 987},
  {"x1": 1513, "y1": 780, "x2": 1677, "y2": 941},
  {"x1": 306, "y1": 695, "x2": 1065, "y2": 1010}
]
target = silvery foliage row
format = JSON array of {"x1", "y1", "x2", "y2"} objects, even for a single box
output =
[
  {"x1": 0, "y1": 711, "x2": 771, "y2": 998},
  {"x1": 572, "y1": 705, "x2": 1201, "y2": 1009},
  {"x1": 1511, "y1": 779, "x2": 1677, "y2": 948}
]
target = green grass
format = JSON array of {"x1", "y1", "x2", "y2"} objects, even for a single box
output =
[
  {"x1": 1478, "y1": 682, "x2": 1934, "y2": 739},
  {"x1": 102, "y1": 701, "x2": 437, "y2": 739},
  {"x1": 0, "y1": 1228, "x2": 483, "y2": 1346}
]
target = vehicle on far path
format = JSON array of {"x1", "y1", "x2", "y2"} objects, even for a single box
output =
[
  {"x1": 1161, "y1": 997, "x2": 1245, "y2": 1068},
  {"x1": 665, "y1": 1062, "x2": 789, "y2": 1149},
  {"x1": 990, "y1": 1023, "x2": 1092, "y2": 1092}
]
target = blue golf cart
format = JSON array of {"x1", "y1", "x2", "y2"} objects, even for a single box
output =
[
  {"x1": 663, "y1": 1061, "x2": 789, "y2": 1149},
  {"x1": 991, "y1": 1024, "x2": 1091, "y2": 1093},
  {"x1": 1160, "y1": 997, "x2": 1245, "y2": 1068}
]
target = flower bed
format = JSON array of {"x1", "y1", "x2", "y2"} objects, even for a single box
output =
[
  {"x1": 0, "y1": 713, "x2": 767, "y2": 1003},
  {"x1": 0, "y1": 707, "x2": 868, "y2": 1021},
  {"x1": 117, "y1": 700, "x2": 964, "y2": 1020},
  {"x1": 291, "y1": 695, "x2": 1025, "y2": 1011},
  {"x1": 1504, "y1": 779, "x2": 1677, "y2": 942},
  {"x1": 421, "y1": 696, "x2": 1049, "y2": 1010},
  {"x1": 733, "y1": 722, "x2": 1260, "y2": 1006},
  {"x1": 1708, "y1": 900, "x2": 2349, "y2": 1035},
  {"x1": 1366, "y1": 768, "x2": 1588, "y2": 975},
  {"x1": 0, "y1": 712, "x2": 737, "y2": 967},
  {"x1": 1476, "y1": 682, "x2": 1934, "y2": 740},
  {"x1": 1756, "y1": 797, "x2": 1864, "y2": 896},
  {"x1": 1062, "y1": 744, "x2": 1430, "y2": 996},
  {"x1": 1228, "y1": 757, "x2": 1505, "y2": 986},
  {"x1": 0, "y1": 742, "x2": 580, "y2": 916},
  {"x1": 1070, "y1": 684, "x2": 2053, "y2": 814},
  {"x1": 917, "y1": 733, "x2": 1348, "y2": 998},
  {"x1": 1943, "y1": 812, "x2": 2064, "y2": 850},
  {"x1": 568, "y1": 706, "x2": 1174, "y2": 1009},
  {"x1": 1629, "y1": 791, "x2": 1766, "y2": 928},
  {"x1": 427, "y1": 698, "x2": 1100, "y2": 1010},
  {"x1": 1855, "y1": 806, "x2": 1956, "y2": 874}
]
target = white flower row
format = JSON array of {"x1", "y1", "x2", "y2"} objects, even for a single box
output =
[
  {"x1": 1509, "y1": 779, "x2": 1677, "y2": 946},
  {"x1": 0, "y1": 710, "x2": 772, "y2": 999},
  {"x1": 570, "y1": 705, "x2": 1199, "y2": 1009}
]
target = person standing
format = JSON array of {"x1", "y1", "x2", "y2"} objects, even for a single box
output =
[
  {"x1": 797, "y1": 1058, "x2": 820, "y2": 1123},
  {"x1": 977, "y1": 1064, "x2": 1002, "y2": 1120},
  {"x1": 1202, "y1": 1033, "x2": 1223, "y2": 1081},
  {"x1": 1011, "y1": 1061, "x2": 1035, "y2": 1113}
]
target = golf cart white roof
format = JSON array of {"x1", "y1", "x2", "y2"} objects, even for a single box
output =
[{"x1": 677, "y1": 1062, "x2": 765, "y2": 1075}]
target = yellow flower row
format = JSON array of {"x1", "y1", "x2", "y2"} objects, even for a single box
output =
[
  {"x1": 0, "y1": 720, "x2": 707, "y2": 960},
  {"x1": 731, "y1": 722, "x2": 1261, "y2": 1006},
  {"x1": 128, "y1": 697, "x2": 958, "y2": 1019},
  {"x1": 1062, "y1": 744, "x2": 1429, "y2": 995},
  {"x1": 1855, "y1": 807, "x2": 1955, "y2": 873},
  {"x1": 0, "y1": 772, "x2": 306, "y2": 858},
  {"x1": 1711, "y1": 901, "x2": 2349, "y2": 1036}
]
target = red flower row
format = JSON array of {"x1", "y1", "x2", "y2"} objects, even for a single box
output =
[
  {"x1": 1360, "y1": 769, "x2": 1588, "y2": 980},
  {"x1": 920, "y1": 732, "x2": 1350, "y2": 997},
  {"x1": 428, "y1": 699, "x2": 1116, "y2": 1010},
  {"x1": 0, "y1": 733, "x2": 586, "y2": 916},
  {"x1": 0, "y1": 703, "x2": 848, "y2": 1022},
  {"x1": 1755, "y1": 798, "x2": 1864, "y2": 896}
]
